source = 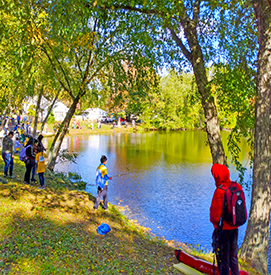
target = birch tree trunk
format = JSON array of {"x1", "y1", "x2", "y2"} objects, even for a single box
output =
[
  {"x1": 181, "y1": 22, "x2": 227, "y2": 165},
  {"x1": 0, "y1": 108, "x2": 9, "y2": 128},
  {"x1": 32, "y1": 86, "x2": 43, "y2": 138},
  {"x1": 239, "y1": 2, "x2": 271, "y2": 274},
  {"x1": 47, "y1": 95, "x2": 79, "y2": 171},
  {"x1": 40, "y1": 89, "x2": 61, "y2": 134}
]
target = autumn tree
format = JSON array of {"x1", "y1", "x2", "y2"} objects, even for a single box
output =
[
  {"x1": 93, "y1": 0, "x2": 227, "y2": 164},
  {"x1": 135, "y1": 70, "x2": 203, "y2": 130},
  {"x1": 14, "y1": 0, "x2": 159, "y2": 170}
]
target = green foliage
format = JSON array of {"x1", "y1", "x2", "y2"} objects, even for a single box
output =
[
  {"x1": 47, "y1": 112, "x2": 55, "y2": 124},
  {"x1": 140, "y1": 71, "x2": 203, "y2": 130},
  {"x1": 27, "y1": 105, "x2": 35, "y2": 117},
  {"x1": 213, "y1": 64, "x2": 256, "y2": 182},
  {"x1": 0, "y1": 0, "x2": 259, "y2": 180},
  {"x1": 68, "y1": 172, "x2": 82, "y2": 180}
]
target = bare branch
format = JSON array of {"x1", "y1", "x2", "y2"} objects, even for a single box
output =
[
  {"x1": 169, "y1": 27, "x2": 192, "y2": 62},
  {"x1": 74, "y1": 51, "x2": 84, "y2": 78}
]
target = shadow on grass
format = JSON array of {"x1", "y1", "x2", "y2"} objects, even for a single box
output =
[
  {"x1": 0, "y1": 161, "x2": 179, "y2": 274},
  {"x1": 0, "y1": 207, "x2": 179, "y2": 275}
]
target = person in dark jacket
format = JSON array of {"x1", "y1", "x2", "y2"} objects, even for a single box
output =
[
  {"x1": 24, "y1": 137, "x2": 38, "y2": 185},
  {"x1": 30, "y1": 141, "x2": 38, "y2": 184},
  {"x1": 2, "y1": 131, "x2": 14, "y2": 178},
  {"x1": 210, "y1": 163, "x2": 242, "y2": 275}
]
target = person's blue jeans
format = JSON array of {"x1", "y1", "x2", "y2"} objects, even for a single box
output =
[
  {"x1": 38, "y1": 172, "x2": 45, "y2": 187},
  {"x1": 2, "y1": 152, "x2": 13, "y2": 176},
  {"x1": 94, "y1": 185, "x2": 108, "y2": 210},
  {"x1": 31, "y1": 161, "x2": 37, "y2": 181}
]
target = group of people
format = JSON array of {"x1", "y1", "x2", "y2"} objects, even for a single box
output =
[
  {"x1": 1, "y1": 114, "x2": 33, "y2": 135},
  {"x1": 1, "y1": 130, "x2": 47, "y2": 189}
]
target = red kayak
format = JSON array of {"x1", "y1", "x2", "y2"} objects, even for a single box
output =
[{"x1": 175, "y1": 250, "x2": 248, "y2": 275}]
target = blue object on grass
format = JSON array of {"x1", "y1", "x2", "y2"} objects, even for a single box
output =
[{"x1": 97, "y1": 223, "x2": 111, "y2": 235}]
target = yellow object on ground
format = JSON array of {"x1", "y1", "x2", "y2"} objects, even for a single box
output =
[{"x1": 173, "y1": 263, "x2": 204, "y2": 275}]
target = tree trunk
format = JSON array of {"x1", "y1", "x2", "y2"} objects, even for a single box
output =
[
  {"x1": 47, "y1": 95, "x2": 79, "y2": 171},
  {"x1": 40, "y1": 89, "x2": 61, "y2": 134},
  {"x1": 0, "y1": 107, "x2": 9, "y2": 127},
  {"x1": 239, "y1": 2, "x2": 271, "y2": 274},
  {"x1": 182, "y1": 24, "x2": 227, "y2": 165},
  {"x1": 33, "y1": 86, "x2": 43, "y2": 138}
]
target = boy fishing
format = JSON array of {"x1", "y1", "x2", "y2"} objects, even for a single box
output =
[{"x1": 93, "y1": 155, "x2": 112, "y2": 211}]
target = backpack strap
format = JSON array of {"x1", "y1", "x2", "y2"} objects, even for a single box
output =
[
  {"x1": 218, "y1": 184, "x2": 226, "y2": 191},
  {"x1": 217, "y1": 185, "x2": 227, "y2": 223}
]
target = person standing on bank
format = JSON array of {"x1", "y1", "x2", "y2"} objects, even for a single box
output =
[
  {"x1": 35, "y1": 148, "x2": 46, "y2": 189},
  {"x1": 37, "y1": 134, "x2": 46, "y2": 153},
  {"x1": 2, "y1": 131, "x2": 14, "y2": 178},
  {"x1": 24, "y1": 138, "x2": 38, "y2": 185},
  {"x1": 210, "y1": 163, "x2": 241, "y2": 275},
  {"x1": 93, "y1": 155, "x2": 112, "y2": 211}
]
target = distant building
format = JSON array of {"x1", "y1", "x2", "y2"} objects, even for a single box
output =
[
  {"x1": 52, "y1": 102, "x2": 69, "y2": 121},
  {"x1": 23, "y1": 97, "x2": 68, "y2": 122},
  {"x1": 82, "y1": 108, "x2": 107, "y2": 121}
]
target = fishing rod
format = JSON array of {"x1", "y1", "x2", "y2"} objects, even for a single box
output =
[
  {"x1": 111, "y1": 170, "x2": 140, "y2": 178},
  {"x1": 85, "y1": 169, "x2": 145, "y2": 187}
]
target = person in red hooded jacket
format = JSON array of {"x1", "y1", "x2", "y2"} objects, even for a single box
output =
[{"x1": 210, "y1": 163, "x2": 241, "y2": 275}]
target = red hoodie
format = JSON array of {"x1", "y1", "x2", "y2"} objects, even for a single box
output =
[{"x1": 210, "y1": 163, "x2": 241, "y2": 230}]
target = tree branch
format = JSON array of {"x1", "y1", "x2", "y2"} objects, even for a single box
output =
[
  {"x1": 43, "y1": 38, "x2": 72, "y2": 94},
  {"x1": 101, "y1": 3, "x2": 184, "y2": 24},
  {"x1": 31, "y1": 20, "x2": 73, "y2": 96},
  {"x1": 169, "y1": 27, "x2": 192, "y2": 62},
  {"x1": 103, "y1": 4, "x2": 162, "y2": 16},
  {"x1": 74, "y1": 51, "x2": 84, "y2": 78},
  {"x1": 82, "y1": 18, "x2": 98, "y2": 85},
  {"x1": 84, "y1": 63, "x2": 106, "y2": 90},
  {"x1": 41, "y1": 46, "x2": 74, "y2": 99},
  {"x1": 193, "y1": 0, "x2": 201, "y2": 21}
]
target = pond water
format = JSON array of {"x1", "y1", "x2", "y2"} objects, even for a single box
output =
[{"x1": 45, "y1": 130, "x2": 270, "y2": 271}]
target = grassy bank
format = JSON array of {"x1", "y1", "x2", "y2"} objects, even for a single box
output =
[
  {"x1": 0, "y1": 157, "x2": 257, "y2": 274},
  {"x1": 42, "y1": 122, "x2": 143, "y2": 137},
  {"x1": 0, "y1": 157, "x2": 183, "y2": 275}
]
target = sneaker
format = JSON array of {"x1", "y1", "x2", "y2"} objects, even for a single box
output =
[
  {"x1": 9, "y1": 175, "x2": 14, "y2": 179},
  {"x1": 93, "y1": 207, "x2": 97, "y2": 211},
  {"x1": 104, "y1": 209, "x2": 108, "y2": 212},
  {"x1": 24, "y1": 181, "x2": 30, "y2": 185},
  {"x1": 31, "y1": 179, "x2": 38, "y2": 184},
  {"x1": 4, "y1": 174, "x2": 7, "y2": 178},
  {"x1": 38, "y1": 186, "x2": 45, "y2": 189}
]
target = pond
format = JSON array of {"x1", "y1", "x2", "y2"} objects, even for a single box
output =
[{"x1": 45, "y1": 130, "x2": 270, "y2": 271}]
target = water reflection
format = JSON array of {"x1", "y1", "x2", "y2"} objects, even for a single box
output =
[{"x1": 49, "y1": 131, "x2": 269, "y2": 270}]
